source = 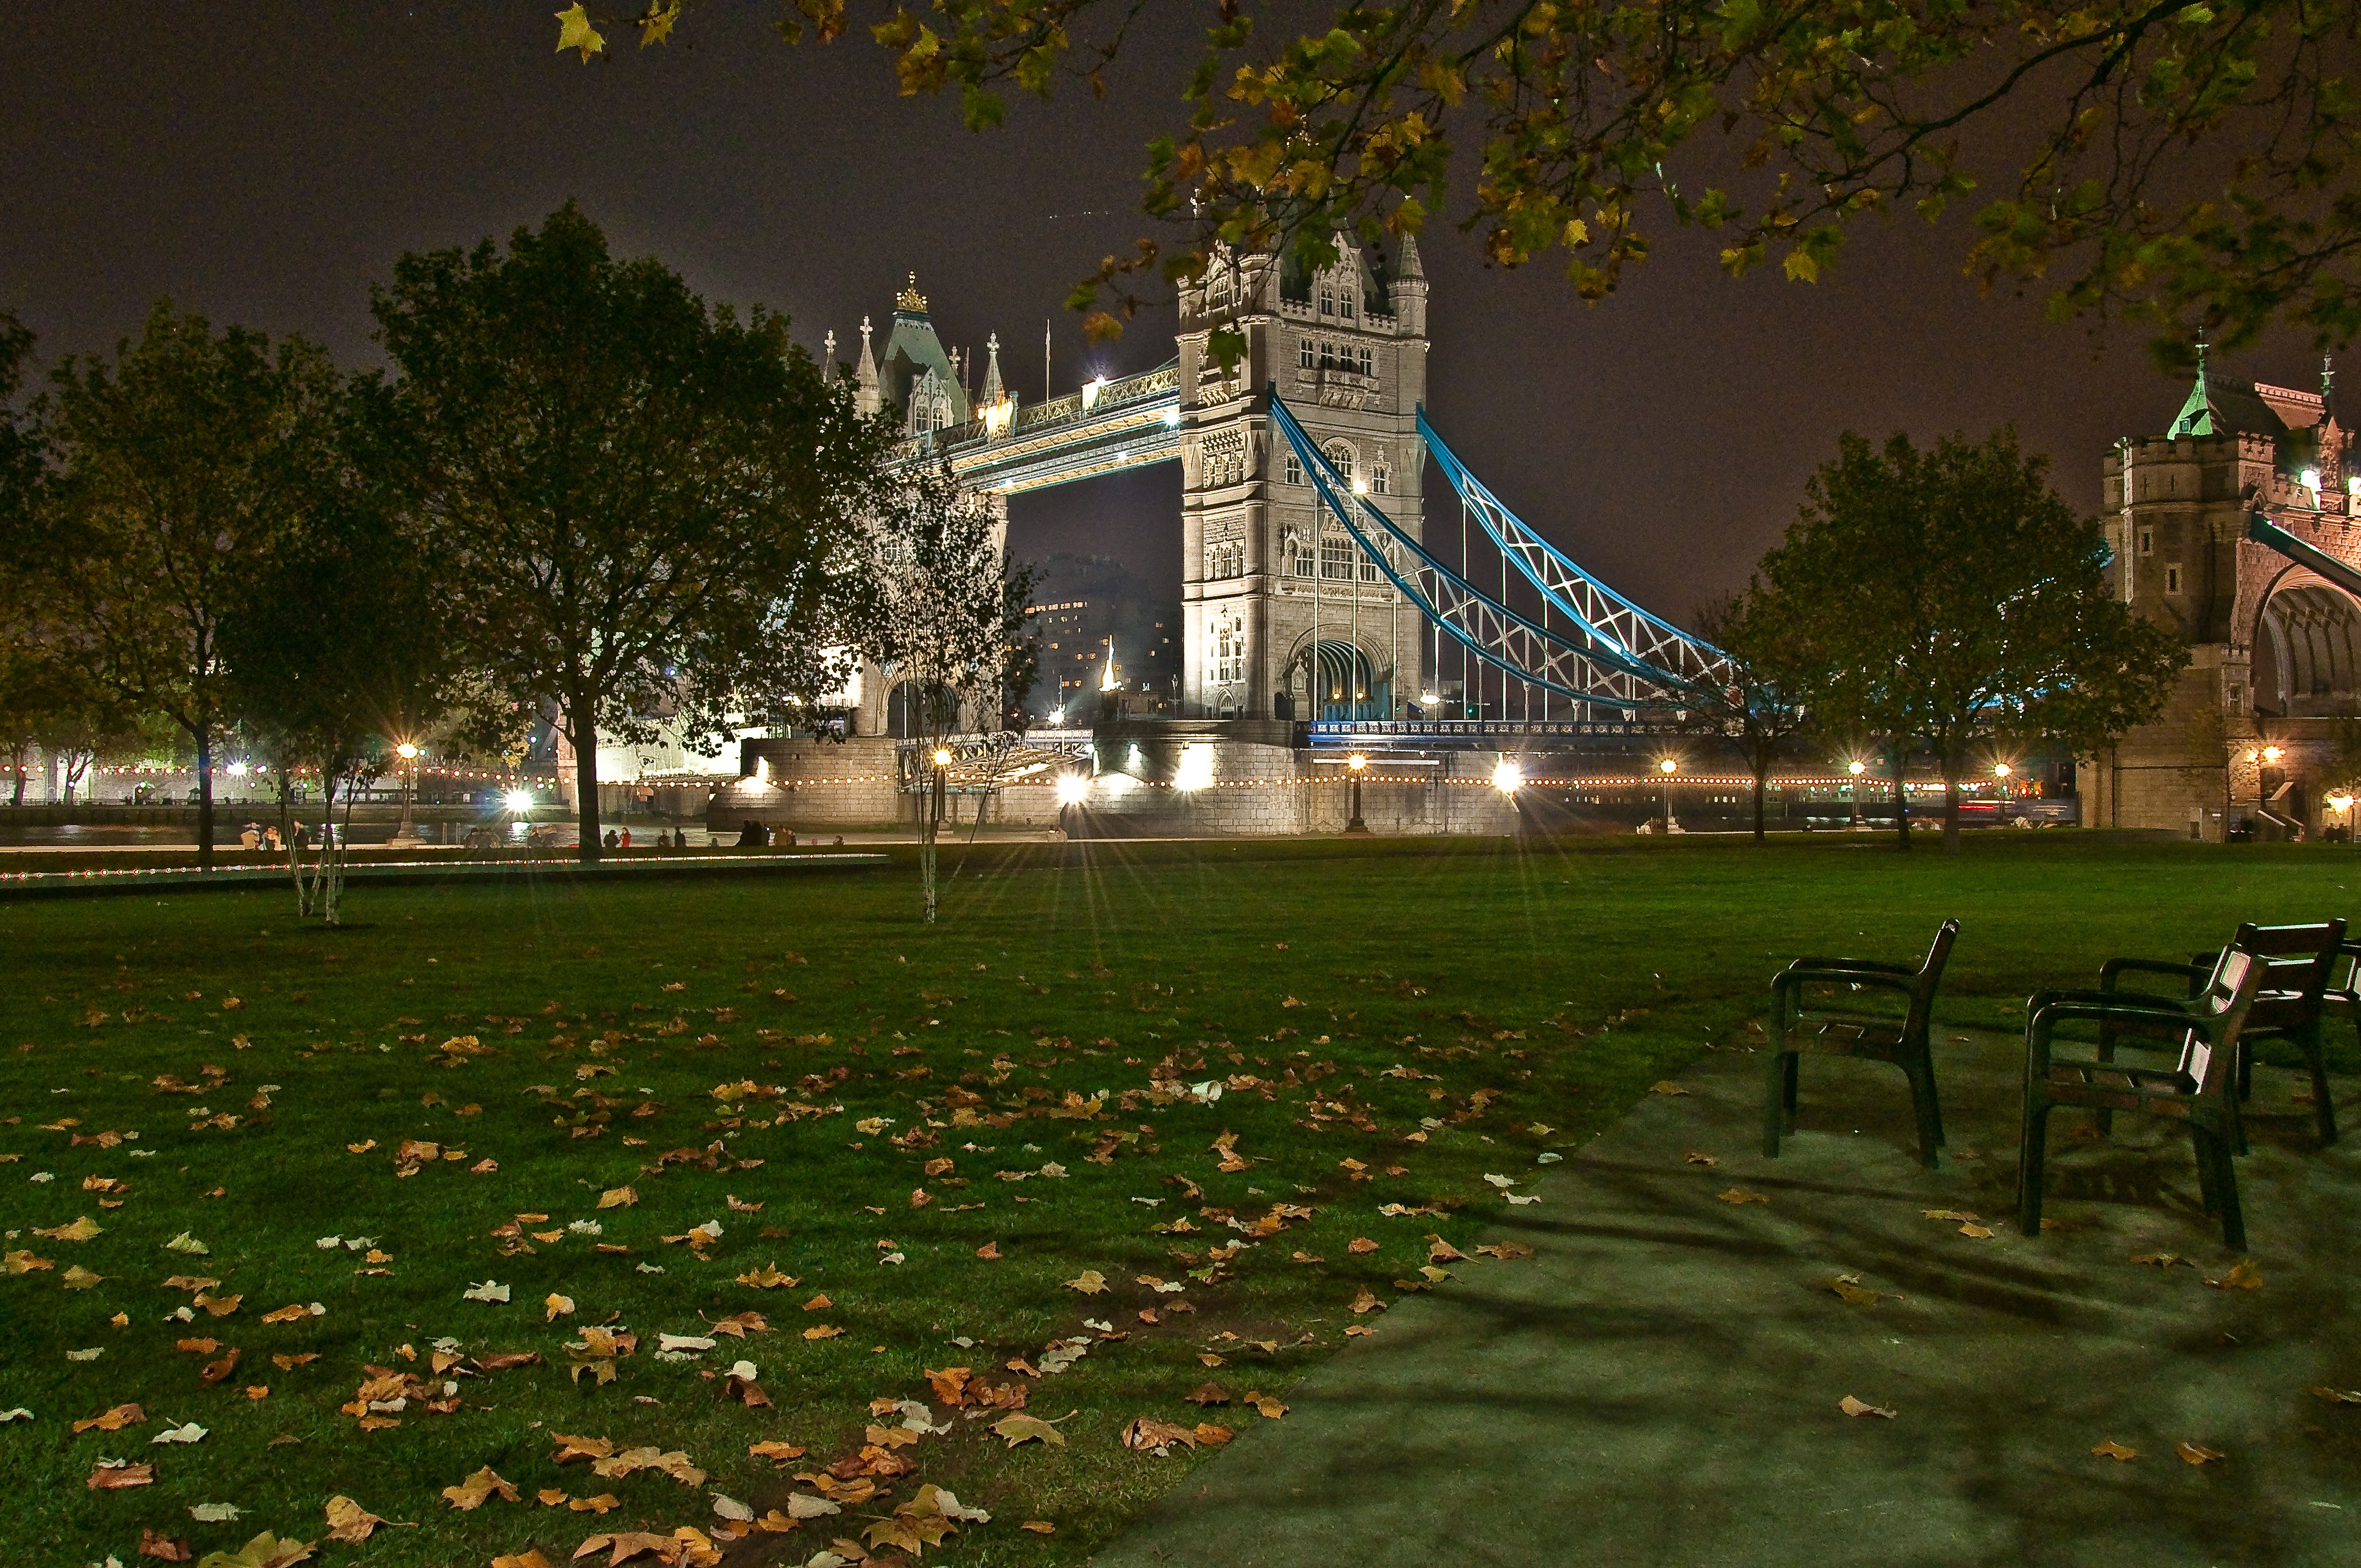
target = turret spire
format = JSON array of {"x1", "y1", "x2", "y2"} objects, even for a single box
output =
[{"x1": 981, "y1": 332, "x2": 1005, "y2": 405}]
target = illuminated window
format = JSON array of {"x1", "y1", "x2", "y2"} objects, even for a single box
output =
[{"x1": 1320, "y1": 533, "x2": 1354, "y2": 580}]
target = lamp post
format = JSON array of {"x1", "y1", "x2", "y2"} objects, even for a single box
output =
[
  {"x1": 390, "y1": 742, "x2": 421, "y2": 847},
  {"x1": 1343, "y1": 753, "x2": 1370, "y2": 835},
  {"x1": 1846, "y1": 758, "x2": 1867, "y2": 830},
  {"x1": 1656, "y1": 756, "x2": 1679, "y2": 835}
]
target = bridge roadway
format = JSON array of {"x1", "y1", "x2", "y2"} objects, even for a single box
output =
[{"x1": 894, "y1": 361, "x2": 1183, "y2": 494}]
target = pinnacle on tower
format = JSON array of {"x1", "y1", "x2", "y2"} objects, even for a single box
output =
[
  {"x1": 854, "y1": 315, "x2": 881, "y2": 417},
  {"x1": 981, "y1": 331, "x2": 1005, "y2": 405},
  {"x1": 1396, "y1": 230, "x2": 1426, "y2": 282},
  {"x1": 896, "y1": 273, "x2": 927, "y2": 314}
]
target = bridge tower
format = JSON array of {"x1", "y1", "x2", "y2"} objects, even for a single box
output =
[
  {"x1": 2083, "y1": 353, "x2": 2361, "y2": 838},
  {"x1": 1176, "y1": 235, "x2": 1430, "y2": 720}
]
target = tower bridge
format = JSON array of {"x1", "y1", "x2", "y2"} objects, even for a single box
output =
[{"x1": 717, "y1": 246, "x2": 1737, "y2": 836}]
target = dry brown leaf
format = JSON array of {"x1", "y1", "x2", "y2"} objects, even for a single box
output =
[
  {"x1": 2091, "y1": 1440, "x2": 2139, "y2": 1461},
  {"x1": 86, "y1": 1460, "x2": 154, "y2": 1489},
  {"x1": 1717, "y1": 1189, "x2": 1771, "y2": 1206},
  {"x1": 993, "y1": 1412, "x2": 1067, "y2": 1448},
  {"x1": 2130, "y1": 1252, "x2": 2194, "y2": 1268},
  {"x1": 1064, "y1": 1269, "x2": 1109, "y2": 1294},
  {"x1": 138, "y1": 1528, "x2": 193, "y2": 1561},
  {"x1": 975, "y1": 1241, "x2": 1001, "y2": 1259},
  {"x1": 323, "y1": 1495, "x2": 384, "y2": 1543},
  {"x1": 2205, "y1": 1259, "x2": 2261, "y2": 1292},
  {"x1": 1957, "y1": 1222, "x2": 1995, "y2": 1239},
  {"x1": 259, "y1": 1303, "x2": 315, "y2": 1324},
  {"x1": 440, "y1": 1464, "x2": 520, "y2": 1510},
  {"x1": 1347, "y1": 1237, "x2": 1378, "y2": 1254},
  {"x1": 1349, "y1": 1286, "x2": 1384, "y2": 1314},
  {"x1": 1838, "y1": 1395, "x2": 1896, "y2": 1419},
  {"x1": 802, "y1": 1293, "x2": 832, "y2": 1312},
  {"x1": 736, "y1": 1264, "x2": 796, "y2": 1289},
  {"x1": 2313, "y1": 1386, "x2": 2361, "y2": 1404},
  {"x1": 596, "y1": 1186, "x2": 638, "y2": 1209},
  {"x1": 35, "y1": 1215, "x2": 103, "y2": 1242},
  {"x1": 73, "y1": 1403, "x2": 146, "y2": 1433},
  {"x1": 1242, "y1": 1390, "x2": 1287, "y2": 1418},
  {"x1": 1020, "y1": 1520, "x2": 1056, "y2": 1534},
  {"x1": 1648, "y1": 1081, "x2": 1690, "y2": 1096},
  {"x1": 199, "y1": 1348, "x2": 243, "y2": 1386},
  {"x1": 1826, "y1": 1275, "x2": 1880, "y2": 1307},
  {"x1": 1683, "y1": 1151, "x2": 1718, "y2": 1165},
  {"x1": 803, "y1": 1324, "x2": 844, "y2": 1341},
  {"x1": 1184, "y1": 1382, "x2": 1230, "y2": 1406},
  {"x1": 489, "y1": 1554, "x2": 553, "y2": 1568},
  {"x1": 2177, "y1": 1440, "x2": 2226, "y2": 1466}
]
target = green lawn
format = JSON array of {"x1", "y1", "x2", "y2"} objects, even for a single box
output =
[{"x1": 3, "y1": 833, "x2": 2356, "y2": 1568}]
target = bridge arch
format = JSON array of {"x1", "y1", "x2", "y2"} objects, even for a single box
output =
[{"x1": 2250, "y1": 567, "x2": 2361, "y2": 716}]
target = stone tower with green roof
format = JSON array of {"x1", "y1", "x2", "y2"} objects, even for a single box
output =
[{"x1": 2083, "y1": 351, "x2": 2361, "y2": 837}]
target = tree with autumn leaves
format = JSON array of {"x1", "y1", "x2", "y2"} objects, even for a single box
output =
[{"x1": 565, "y1": 1, "x2": 2361, "y2": 365}]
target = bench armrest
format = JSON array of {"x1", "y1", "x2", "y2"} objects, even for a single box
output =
[
  {"x1": 1785, "y1": 957, "x2": 1914, "y2": 976},
  {"x1": 2099, "y1": 956, "x2": 2208, "y2": 995}
]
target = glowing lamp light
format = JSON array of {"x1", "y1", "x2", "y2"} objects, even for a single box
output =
[
  {"x1": 1847, "y1": 760, "x2": 1867, "y2": 776},
  {"x1": 2263, "y1": 745, "x2": 2284, "y2": 763},
  {"x1": 931, "y1": 747, "x2": 954, "y2": 767},
  {"x1": 226, "y1": 761, "x2": 248, "y2": 777},
  {"x1": 1161, "y1": 407, "x2": 1181, "y2": 428},
  {"x1": 395, "y1": 742, "x2": 419, "y2": 760},
  {"x1": 1056, "y1": 773, "x2": 1090, "y2": 806},
  {"x1": 1347, "y1": 753, "x2": 1367, "y2": 772},
  {"x1": 1174, "y1": 744, "x2": 1214, "y2": 792},
  {"x1": 2330, "y1": 793, "x2": 2355, "y2": 813},
  {"x1": 2303, "y1": 468, "x2": 2322, "y2": 492},
  {"x1": 1492, "y1": 760, "x2": 1523, "y2": 794},
  {"x1": 1080, "y1": 375, "x2": 1108, "y2": 411},
  {"x1": 1657, "y1": 758, "x2": 1678, "y2": 775},
  {"x1": 1993, "y1": 762, "x2": 2013, "y2": 778},
  {"x1": 503, "y1": 789, "x2": 534, "y2": 812},
  {"x1": 1351, "y1": 477, "x2": 1370, "y2": 496}
]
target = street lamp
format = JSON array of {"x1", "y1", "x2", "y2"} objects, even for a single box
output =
[
  {"x1": 1993, "y1": 761, "x2": 2012, "y2": 778},
  {"x1": 1656, "y1": 756, "x2": 1678, "y2": 835},
  {"x1": 390, "y1": 741, "x2": 422, "y2": 847},
  {"x1": 1343, "y1": 753, "x2": 1370, "y2": 835},
  {"x1": 1846, "y1": 758, "x2": 1867, "y2": 829}
]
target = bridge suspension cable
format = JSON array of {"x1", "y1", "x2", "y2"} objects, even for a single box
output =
[{"x1": 1267, "y1": 393, "x2": 1730, "y2": 718}]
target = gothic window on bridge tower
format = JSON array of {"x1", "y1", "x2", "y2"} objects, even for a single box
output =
[
  {"x1": 1283, "y1": 450, "x2": 1303, "y2": 486},
  {"x1": 1357, "y1": 541, "x2": 1388, "y2": 584},
  {"x1": 1322, "y1": 440, "x2": 1357, "y2": 487},
  {"x1": 1372, "y1": 449, "x2": 1391, "y2": 495},
  {"x1": 1214, "y1": 613, "x2": 1245, "y2": 685},
  {"x1": 1318, "y1": 284, "x2": 1335, "y2": 318},
  {"x1": 1207, "y1": 273, "x2": 1233, "y2": 311},
  {"x1": 1288, "y1": 526, "x2": 1314, "y2": 577},
  {"x1": 1320, "y1": 531, "x2": 1356, "y2": 581},
  {"x1": 1300, "y1": 337, "x2": 1315, "y2": 369}
]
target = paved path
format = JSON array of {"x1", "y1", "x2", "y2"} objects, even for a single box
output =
[{"x1": 1095, "y1": 1028, "x2": 2361, "y2": 1567}]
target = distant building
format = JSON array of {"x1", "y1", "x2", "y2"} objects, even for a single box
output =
[
  {"x1": 2083, "y1": 349, "x2": 2361, "y2": 839},
  {"x1": 1022, "y1": 553, "x2": 1179, "y2": 721}
]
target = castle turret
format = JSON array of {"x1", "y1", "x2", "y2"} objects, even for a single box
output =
[{"x1": 855, "y1": 315, "x2": 881, "y2": 417}]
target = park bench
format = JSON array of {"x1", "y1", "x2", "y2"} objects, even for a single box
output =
[
  {"x1": 1764, "y1": 919, "x2": 1959, "y2": 1168},
  {"x1": 2080, "y1": 921, "x2": 2343, "y2": 1148},
  {"x1": 2019, "y1": 928, "x2": 2272, "y2": 1249}
]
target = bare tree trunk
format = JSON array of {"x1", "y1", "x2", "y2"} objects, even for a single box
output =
[
  {"x1": 1751, "y1": 738, "x2": 1769, "y2": 843},
  {"x1": 1941, "y1": 763, "x2": 1963, "y2": 853},
  {"x1": 1891, "y1": 744, "x2": 1911, "y2": 851},
  {"x1": 193, "y1": 718, "x2": 215, "y2": 872},
  {"x1": 921, "y1": 763, "x2": 944, "y2": 924},
  {"x1": 325, "y1": 773, "x2": 358, "y2": 926},
  {"x1": 571, "y1": 709, "x2": 602, "y2": 865},
  {"x1": 8, "y1": 743, "x2": 26, "y2": 807}
]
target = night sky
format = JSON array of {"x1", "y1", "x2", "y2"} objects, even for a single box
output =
[{"x1": 0, "y1": 2, "x2": 2321, "y2": 618}]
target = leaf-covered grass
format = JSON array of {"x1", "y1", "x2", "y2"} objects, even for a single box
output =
[{"x1": 3, "y1": 832, "x2": 2355, "y2": 1567}]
